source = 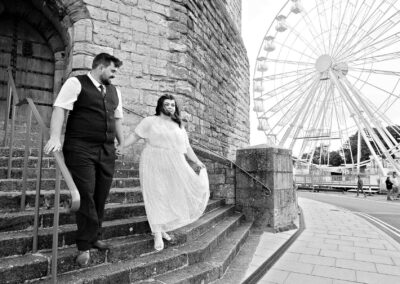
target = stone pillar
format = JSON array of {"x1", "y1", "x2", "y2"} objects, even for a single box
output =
[{"x1": 235, "y1": 145, "x2": 297, "y2": 232}]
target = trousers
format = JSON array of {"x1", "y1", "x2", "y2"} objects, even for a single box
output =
[{"x1": 63, "y1": 143, "x2": 115, "y2": 251}]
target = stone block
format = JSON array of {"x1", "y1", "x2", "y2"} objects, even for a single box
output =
[
  {"x1": 138, "y1": 0, "x2": 152, "y2": 10},
  {"x1": 168, "y1": 22, "x2": 188, "y2": 34},
  {"x1": 152, "y1": 2, "x2": 169, "y2": 16},
  {"x1": 120, "y1": 0, "x2": 138, "y2": 6},
  {"x1": 71, "y1": 54, "x2": 91, "y2": 69},
  {"x1": 93, "y1": 34, "x2": 120, "y2": 49},
  {"x1": 72, "y1": 23, "x2": 90, "y2": 42},
  {"x1": 108, "y1": 11, "x2": 120, "y2": 24},
  {"x1": 209, "y1": 174, "x2": 225, "y2": 185},
  {"x1": 84, "y1": 0, "x2": 101, "y2": 6},
  {"x1": 73, "y1": 42, "x2": 113, "y2": 56},
  {"x1": 145, "y1": 12, "x2": 167, "y2": 26},
  {"x1": 155, "y1": 0, "x2": 170, "y2": 5},
  {"x1": 131, "y1": 6, "x2": 145, "y2": 18},
  {"x1": 87, "y1": 6, "x2": 107, "y2": 21},
  {"x1": 121, "y1": 42, "x2": 137, "y2": 52},
  {"x1": 169, "y1": 42, "x2": 187, "y2": 52},
  {"x1": 149, "y1": 66, "x2": 168, "y2": 76},
  {"x1": 101, "y1": 0, "x2": 119, "y2": 11}
]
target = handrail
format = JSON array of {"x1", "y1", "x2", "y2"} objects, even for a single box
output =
[
  {"x1": 6, "y1": 66, "x2": 80, "y2": 283},
  {"x1": 7, "y1": 66, "x2": 20, "y2": 103},
  {"x1": 122, "y1": 106, "x2": 271, "y2": 196},
  {"x1": 17, "y1": 98, "x2": 81, "y2": 212}
]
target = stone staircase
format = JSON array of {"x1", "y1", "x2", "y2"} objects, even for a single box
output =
[{"x1": 0, "y1": 147, "x2": 252, "y2": 284}]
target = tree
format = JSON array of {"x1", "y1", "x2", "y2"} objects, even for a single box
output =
[
  {"x1": 342, "y1": 125, "x2": 400, "y2": 163},
  {"x1": 328, "y1": 151, "x2": 343, "y2": 166}
]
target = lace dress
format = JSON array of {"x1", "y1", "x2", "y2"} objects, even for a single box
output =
[{"x1": 135, "y1": 116, "x2": 209, "y2": 232}]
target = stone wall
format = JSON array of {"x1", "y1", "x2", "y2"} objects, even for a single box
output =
[
  {"x1": 63, "y1": 0, "x2": 249, "y2": 160},
  {"x1": 193, "y1": 146, "x2": 236, "y2": 205},
  {"x1": 221, "y1": 0, "x2": 242, "y2": 32},
  {"x1": 235, "y1": 146, "x2": 298, "y2": 232}
]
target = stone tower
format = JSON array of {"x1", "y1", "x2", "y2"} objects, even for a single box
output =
[{"x1": 0, "y1": 0, "x2": 250, "y2": 159}]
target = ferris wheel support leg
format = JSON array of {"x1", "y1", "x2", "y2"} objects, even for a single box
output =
[
  {"x1": 357, "y1": 130, "x2": 361, "y2": 174},
  {"x1": 329, "y1": 70, "x2": 388, "y2": 176},
  {"x1": 354, "y1": 116, "x2": 387, "y2": 176},
  {"x1": 339, "y1": 75, "x2": 400, "y2": 174},
  {"x1": 342, "y1": 77, "x2": 396, "y2": 151}
]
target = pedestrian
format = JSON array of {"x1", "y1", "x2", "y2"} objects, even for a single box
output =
[
  {"x1": 44, "y1": 53, "x2": 124, "y2": 267},
  {"x1": 124, "y1": 94, "x2": 209, "y2": 251},
  {"x1": 385, "y1": 175, "x2": 393, "y2": 201},
  {"x1": 356, "y1": 175, "x2": 366, "y2": 197},
  {"x1": 392, "y1": 172, "x2": 399, "y2": 200}
]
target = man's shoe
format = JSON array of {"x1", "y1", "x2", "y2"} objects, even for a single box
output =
[
  {"x1": 92, "y1": 240, "x2": 110, "y2": 251},
  {"x1": 76, "y1": 250, "x2": 90, "y2": 267}
]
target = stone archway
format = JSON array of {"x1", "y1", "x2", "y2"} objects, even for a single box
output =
[{"x1": 0, "y1": 0, "x2": 89, "y2": 125}]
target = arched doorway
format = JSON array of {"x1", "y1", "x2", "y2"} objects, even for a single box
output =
[{"x1": 0, "y1": 0, "x2": 69, "y2": 126}]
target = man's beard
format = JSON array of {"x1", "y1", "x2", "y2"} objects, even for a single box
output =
[{"x1": 100, "y1": 75, "x2": 113, "y2": 85}]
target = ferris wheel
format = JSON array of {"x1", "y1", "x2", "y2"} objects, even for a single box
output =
[{"x1": 253, "y1": 0, "x2": 400, "y2": 174}]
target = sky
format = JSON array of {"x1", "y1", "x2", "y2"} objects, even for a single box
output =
[{"x1": 241, "y1": 0, "x2": 285, "y2": 145}]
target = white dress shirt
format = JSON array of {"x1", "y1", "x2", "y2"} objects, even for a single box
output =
[{"x1": 53, "y1": 72, "x2": 123, "y2": 118}]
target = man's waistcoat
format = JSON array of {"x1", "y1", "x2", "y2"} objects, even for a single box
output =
[{"x1": 64, "y1": 75, "x2": 119, "y2": 147}]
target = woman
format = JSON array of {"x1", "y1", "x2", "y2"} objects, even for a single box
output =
[{"x1": 124, "y1": 94, "x2": 209, "y2": 251}]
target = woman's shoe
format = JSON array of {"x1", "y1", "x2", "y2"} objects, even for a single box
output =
[
  {"x1": 154, "y1": 232, "x2": 164, "y2": 251},
  {"x1": 161, "y1": 232, "x2": 172, "y2": 241}
]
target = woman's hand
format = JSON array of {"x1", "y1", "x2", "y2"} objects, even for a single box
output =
[{"x1": 195, "y1": 161, "x2": 205, "y2": 171}]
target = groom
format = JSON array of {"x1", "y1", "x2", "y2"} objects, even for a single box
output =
[{"x1": 44, "y1": 53, "x2": 124, "y2": 267}]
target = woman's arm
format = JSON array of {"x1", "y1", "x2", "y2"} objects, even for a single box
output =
[
  {"x1": 186, "y1": 144, "x2": 205, "y2": 169},
  {"x1": 124, "y1": 132, "x2": 142, "y2": 147}
]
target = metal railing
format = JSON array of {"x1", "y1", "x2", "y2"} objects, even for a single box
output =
[
  {"x1": 295, "y1": 174, "x2": 380, "y2": 189},
  {"x1": 3, "y1": 67, "x2": 80, "y2": 283},
  {"x1": 122, "y1": 106, "x2": 271, "y2": 196}
]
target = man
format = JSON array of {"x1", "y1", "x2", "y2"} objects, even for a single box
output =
[
  {"x1": 44, "y1": 53, "x2": 124, "y2": 267},
  {"x1": 356, "y1": 175, "x2": 366, "y2": 197},
  {"x1": 385, "y1": 175, "x2": 393, "y2": 201}
]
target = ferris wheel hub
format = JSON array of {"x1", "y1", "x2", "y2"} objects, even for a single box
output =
[{"x1": 315, "y1": 54, "x2": 332, "y2": 72}]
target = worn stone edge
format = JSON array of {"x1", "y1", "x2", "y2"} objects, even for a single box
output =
[{"x1": 240, "y1": 207, "x2": 305, "y2": 284}]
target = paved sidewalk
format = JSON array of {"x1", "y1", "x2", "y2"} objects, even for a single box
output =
[{"x1": 259, "y1": 197, "x2": 400, "y2": 284}]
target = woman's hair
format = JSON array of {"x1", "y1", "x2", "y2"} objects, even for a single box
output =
[{"x1": 155, "y1": 94, "x2": 182, "y2": 127}]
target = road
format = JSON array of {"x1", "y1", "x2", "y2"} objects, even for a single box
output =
[{"x1": 299, "y1": 191, "x2": 400, "y2": 244}]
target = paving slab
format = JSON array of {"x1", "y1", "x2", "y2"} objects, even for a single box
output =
[{"x1": 259, "y1": 198, "x2": 400, "y2": 283}]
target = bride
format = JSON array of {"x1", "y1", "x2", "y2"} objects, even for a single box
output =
[{"x1": 124, "y1": 94, "x2": 209, "y2": 251}]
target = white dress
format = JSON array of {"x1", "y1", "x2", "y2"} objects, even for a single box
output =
[{"x1": 135, "y1": 116, "x2": 210, "y2": 233}]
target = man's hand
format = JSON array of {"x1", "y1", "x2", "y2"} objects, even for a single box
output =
[
  {"x1": 116, "y1": 144, "x2": 124, "y2": 157},
  {"x1": 44, "y1": 137, "x2": 62, "y2": 154}
]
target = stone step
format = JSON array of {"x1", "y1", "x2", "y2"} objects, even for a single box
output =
[
  {"x1": 31, "y1": 210, "x2": 244, "y2": 283},
  {"x1": 0, "y1": 201, "x2": 230, "y2": 258},
  {"x1": 0, "y1": 187, "x2": 144, "y2": 212},
  {"x1": 0, "y1": 202, "x2": 144, "y2": 233},
  {"x1": 0, "y1": 198, "x2": 224, "y2": 233},
  {"x1": 1, "y1": 203, "x2": 234, "y2": 283},
  {"x1": 0, "y1": 167, "x2": 139, "y2": 179},
  {"x1": 0, "y1": 156, "x2": 138, "y2": 170},
  {"x1": 0, "y1": 148, "x2": 46, "y2": 158},
  {"x1": 150, "y1": 222, "x2": 252, "y2": 283},
  {"x1": 0, "y1": 177, "x2": 140, "y2": 192}
]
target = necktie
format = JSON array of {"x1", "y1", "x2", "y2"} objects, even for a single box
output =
[{"x1": 99, "y1": 85, "x2": 105, "y2": 97}]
